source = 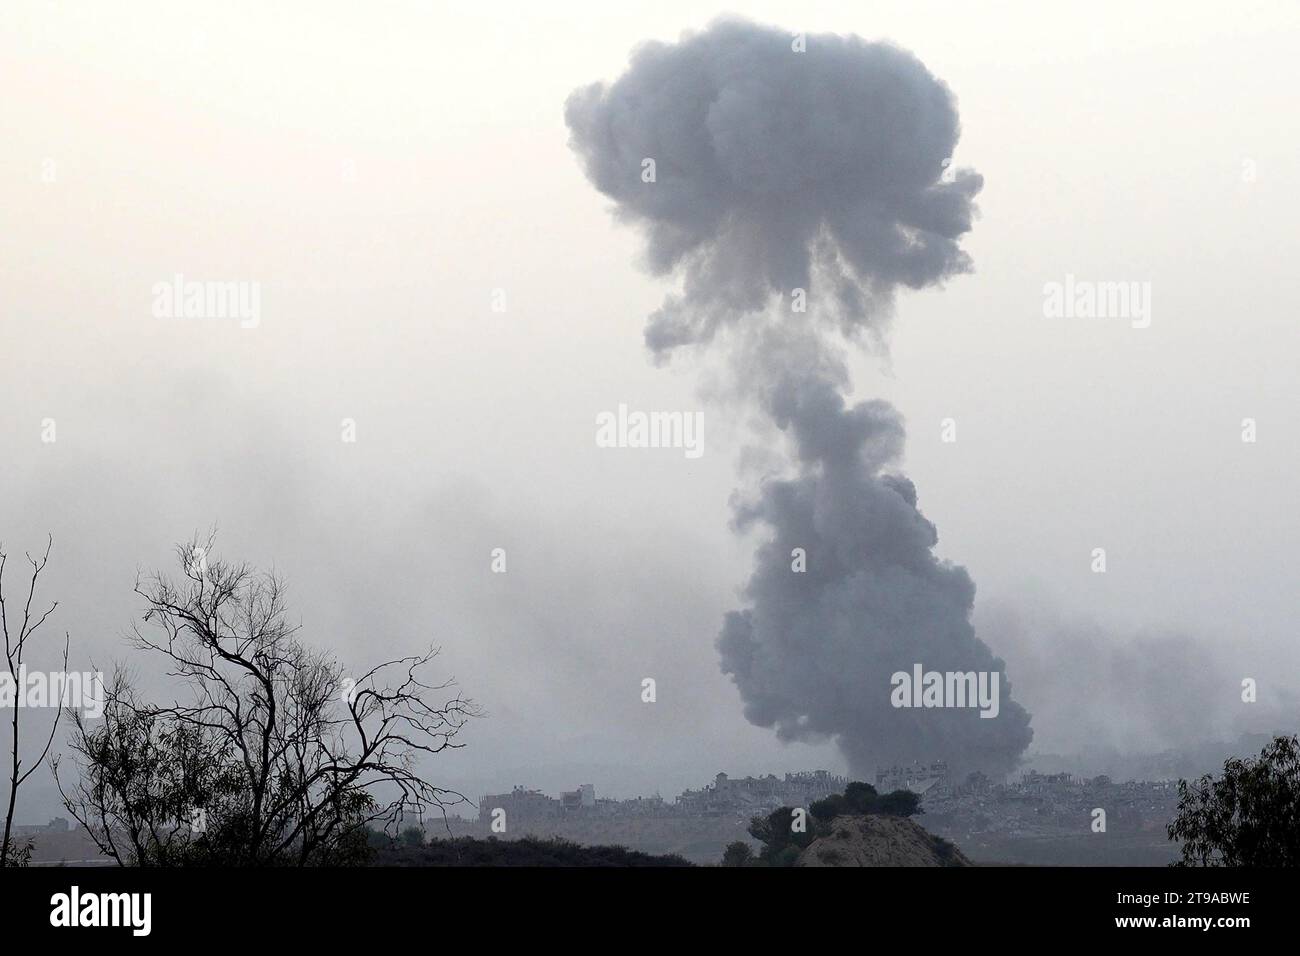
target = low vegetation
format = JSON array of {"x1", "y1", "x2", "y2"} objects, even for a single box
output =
[
  {"x1": 375, "y1": 833, "x2": 693, "y2": 867},
  {"x1": 726, "y1": 780, "x2": 924, "y2": 866}
]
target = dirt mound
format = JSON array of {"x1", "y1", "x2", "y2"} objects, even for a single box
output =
[{"x1": 795, "y1": 814, "x2": 971, "y2": 867}]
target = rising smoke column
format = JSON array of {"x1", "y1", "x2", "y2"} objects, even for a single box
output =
[{"x1": 567, "y1": 18, "x2": 1032, "y2": 776}]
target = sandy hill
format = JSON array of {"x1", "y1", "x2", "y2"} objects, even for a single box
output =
[{"x1": 796, "y1": 814, "x2": 972, "y2": 867}]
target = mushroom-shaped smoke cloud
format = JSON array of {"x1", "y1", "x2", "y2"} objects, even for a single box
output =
[{"x1": 567, "y1": 17, "x2": 1032, "y2": 777}]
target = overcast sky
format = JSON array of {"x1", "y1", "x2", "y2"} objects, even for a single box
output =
[{"x1": 2, "y1": 1, "x2": 1298, "y2": 817}]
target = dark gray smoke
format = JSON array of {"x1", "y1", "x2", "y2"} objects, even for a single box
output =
[
  {"x1": 565, "y1": 17, "x2": 983, "y2": 354},
  {"x1": 567, "y1": 17, "x2": 1033, "y2": 777}
]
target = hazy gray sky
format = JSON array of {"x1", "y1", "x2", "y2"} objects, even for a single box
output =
[{"x1": 2, "y1": 1, "x2": 1297, "y2": 816}]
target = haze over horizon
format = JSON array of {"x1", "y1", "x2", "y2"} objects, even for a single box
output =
[{"x1": 3, "y1": 0, "x2": 1298, "y2": 820}]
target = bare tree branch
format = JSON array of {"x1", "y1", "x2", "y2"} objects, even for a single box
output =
[
  {"x1": 1, "y1": 536, "x2": 69, "y2": 867},
  {"x1": 60, "y1": 534, "x2": 480, "y2": 865}
]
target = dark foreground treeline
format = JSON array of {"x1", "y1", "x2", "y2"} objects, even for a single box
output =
[{"x1": 376, "y1": 835, "x2": 692, "y2": 867}]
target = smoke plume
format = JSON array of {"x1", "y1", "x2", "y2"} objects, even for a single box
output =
[{"x1": 567, "y1": 17, "x2": 1033, "y2": 777}]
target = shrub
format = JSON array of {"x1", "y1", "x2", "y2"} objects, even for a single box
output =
[
  {"x1": 721, "y1": 841, "x2": 755, "y2": 867},
  {"x1": 877, "y1": 788, "x2": 923, "y2": 817}
]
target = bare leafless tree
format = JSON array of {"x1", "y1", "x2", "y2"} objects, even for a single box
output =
[
  {"x1": 1, "y1": 536, "x2": 70, "y2": 867},
  {"x1": 56, "y1": 533, "x2": 479, "y2": 866}
]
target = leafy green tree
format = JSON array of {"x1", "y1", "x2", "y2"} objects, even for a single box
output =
[
  {"x1": 401, "y1": 826, "x2": 426, "y2": 847},
  {"x1": 1168, "y1": 734, "x2": 1300, "y2": 867},
  {"x1": 720, "y1": 841, "x2": 754, "y2": 867},
  {"x1": 747, "y1": 806, "x2": 815, "y2": 864},
  {"x1": 878, "y1": 789, "x2": 922, "y2": 817},
  {"x1": 843, "y1": 781, "x2": 879, "y2": 813},
  {"x1": 746, "y1": 807, "x2": 786, "y2": 850},
  {"x1": 812, "y1": 781, "x2": 917, "y2": 821},
  {"x1": 809, "y1": 793, "x2": 849, "y2": 821},
  {"x1": 812, "y1": 781, "x2": 883, "y2": 821}
]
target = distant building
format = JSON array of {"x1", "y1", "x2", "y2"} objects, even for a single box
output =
[
  {"x1": 559, "y1": 783, "x2": 596, "y2": 813},
  {"x1": 475, "y1": 761, "x2": 1182, "y2": 845},
  {"x1": 478, "y1": 785, "x2": 560, "y2": 824},
  {"x1": 478, "y1": 771, "x2": 849, "y2": 825},
  {"x1": 12, "y1": 816, "x2": 72, "y2": 835},
  {"x1": 676, "y1": 770, "x2": 848, "y2": 816},
  {"x1": 876, "y1": 761, "x2": 949, "y2": 796}
]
